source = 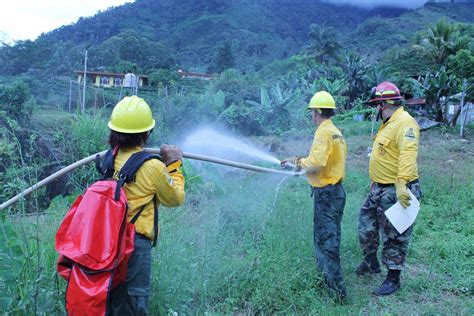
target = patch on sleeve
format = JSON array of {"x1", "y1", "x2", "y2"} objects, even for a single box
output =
[
  {"x1": 165, "y1": 173, "x2": 174, "y2": 185},
  {"x1": 404, "y1": 127, "x2": 416, "y2": 140}
]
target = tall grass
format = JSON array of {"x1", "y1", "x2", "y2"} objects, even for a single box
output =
[{"x1": 1, "y1": 119, "x2": 473, "y2": 314}]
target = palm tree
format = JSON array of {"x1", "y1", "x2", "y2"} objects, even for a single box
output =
[{"x1": 413, "y1": 18, "x2": 469, "y2": 66}]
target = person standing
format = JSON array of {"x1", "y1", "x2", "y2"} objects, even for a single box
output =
[
  {"x1": 282, "y1": 91, "x2": 347, "y2": 301},
  {"x1": 107, "y1": 96, "x2": 185, "y2": 314},
  {"x1": 356, "y1": 82, "x2": 422, "y2": 296}
]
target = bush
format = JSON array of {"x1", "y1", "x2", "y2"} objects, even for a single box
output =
[{"x1": 0, "y1": 80, "x2": 34, "y2": 124}]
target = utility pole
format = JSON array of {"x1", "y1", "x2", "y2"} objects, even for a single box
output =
[
  {"x1": 81, "y1": 50, "x2": 88, "y2": 114},
  {"x1": 460, "y1": 79, "x2": 467, "y2": 138},
  {"x1": 69, "y1": 81, "x2": 72, "y2": 111}
]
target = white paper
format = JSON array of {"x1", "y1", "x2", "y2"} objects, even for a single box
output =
[{"x1": 384, "y1": 189, "x2": 420, "y2": 234}]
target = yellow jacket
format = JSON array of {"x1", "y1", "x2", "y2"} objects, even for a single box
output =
[
  {"x1": 369, "y1": 107, "x2": 419, "y2": 184},
  {"x1": 297, "y1": 119, "x2": 346, "y2": 188},
  {"x1": 113, "y1": 146, "x2": 185, "y2": 240}
]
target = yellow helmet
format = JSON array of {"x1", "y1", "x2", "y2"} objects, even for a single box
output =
[
  {"x1": 307, "y1": 91, "x2": 336, "y2": 110},
  {"x1": 108, "y1": 96, "x2": 156, "y2": 133}
]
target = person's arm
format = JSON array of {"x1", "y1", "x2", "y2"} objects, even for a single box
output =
[
  {"x1": 152, "y1": 160, "x2": 185, "y2": 207},
  {"x1": 297, "y1": 131, "x2": 331, "y2": 173},
  {"x1": 395, "y1": 121, "x2": 419, "y2": 208},
  {"x1": 396, "y1": 122, "x2": 419, "y2": 182}
]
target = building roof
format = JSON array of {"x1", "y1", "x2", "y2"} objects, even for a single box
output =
[
  {"x1": 74, "y1": 70, "x2": 148, "y2": 78},
  {"x1": 406, "y1": 98, "x2": 426, "y2": 106},
  {"x1": 177, "y1": 69, "x2": 215, "y2": 79}
]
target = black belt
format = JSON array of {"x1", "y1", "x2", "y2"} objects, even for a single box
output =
[{"x1": 375, "y1": 179, "x2": 419, "y2": 188}]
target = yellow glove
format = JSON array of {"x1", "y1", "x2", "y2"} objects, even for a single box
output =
[{"x1": 395, "y1": 179, "x2": 411, "y2": 208}]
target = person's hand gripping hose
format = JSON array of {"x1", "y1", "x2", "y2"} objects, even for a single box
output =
[{"x1": 160, "y1": 144, "x2": 183, "y2": 166}]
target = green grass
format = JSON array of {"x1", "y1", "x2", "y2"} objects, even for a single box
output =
[{"x1": 1, "y1": 125, "x2": 473, "y2": 314}]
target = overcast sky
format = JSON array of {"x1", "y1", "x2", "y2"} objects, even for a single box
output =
[{"x1": 0, "y1": 0, "x2": 133, "y2": 42}]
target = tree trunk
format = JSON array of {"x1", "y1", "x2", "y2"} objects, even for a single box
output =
[
  {"x1": 449, "y1": 105, "x2": 461, "y2": 127},
  {"x1": 435, "y1": 109, "x2": 444, "y2": 123},
  {"x1": 433, "y1": 101, "x2": 445, "y2": 122}
]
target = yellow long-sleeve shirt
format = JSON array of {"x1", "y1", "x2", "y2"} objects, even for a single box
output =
[
  {"x1": 297, "y1": 119, "x2": 346, "y2": 188},
  {"x1": 369, "y1": 107, "x2": 419, "y2": 184},
  {"x1": 113, "y1": 146, "x2": 185, "y2": 240}
]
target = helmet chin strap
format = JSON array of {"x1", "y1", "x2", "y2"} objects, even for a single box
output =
[{"x1": 376, "y1": 102, "x2": 385, "y2": 121}]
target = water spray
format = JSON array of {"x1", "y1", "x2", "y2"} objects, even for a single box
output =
[{"x1": 0, "y1": 148, "x2": 304, "y2": 211}]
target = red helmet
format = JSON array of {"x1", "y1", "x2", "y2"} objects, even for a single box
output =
[{"x1": 367, "y1": 81, "x2": 402, "y2": 105}]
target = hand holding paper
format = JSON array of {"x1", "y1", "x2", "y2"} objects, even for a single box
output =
[{"x1": 384, "y1": 189, "x2": 420, "y2": 234}]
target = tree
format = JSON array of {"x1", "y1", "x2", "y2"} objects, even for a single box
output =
[
  {"x1": 148, "y1": 69, "x2": 180, "y2": 88},
  {"x1": 307, "y1": 22, "x2": 341, "y2": 64},
  {"x1": 90, "y1": 31, "x2": 175, "y2": 72},
  {"x1": 447, "y1": 49, "x2": 474, "y2": 126},
  {"x1": 413, "y1": 19, "x2": 470, "y2": 66},
  {"x1": 342, "y1": 52, "x2": 370, "y2": 108},
  {"x1": 211, "y1": 42, "x2": 235, "y2": 74}
]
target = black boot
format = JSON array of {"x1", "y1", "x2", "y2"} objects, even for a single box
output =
[
  {"x1": 356, "y1": 255, "x2": 381, "y2": 276},
  {"x1": 373, "y1": 269, "x2": 401, "y2": 296}
]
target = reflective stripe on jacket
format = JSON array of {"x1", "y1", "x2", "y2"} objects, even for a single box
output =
[
  {"x1": 369, "y1": 107, "x2": 419, "y2": 184},
  {"x1": 297, "y1": 119, "x2": 346, "y2": 188},
  {"x1": 114, "y1": 146, "x2": 185, "y2": 240}
]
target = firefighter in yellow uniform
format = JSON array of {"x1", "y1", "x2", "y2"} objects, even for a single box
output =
[
  {"x1": 282, "y1": 91, "x2": 347, "y2": 302},
  {"x1": 356, "y1": 82, "x2": 422, "y2": 296},
  {"x1": 107, "y1": 96, "x2": 185, "y2": 314}
]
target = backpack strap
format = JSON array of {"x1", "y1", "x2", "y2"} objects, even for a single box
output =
[
  {"x1": 118, "y1": 151, "x2": 161, "y2": 183},
  {"x1": 152, "y1": 194, "x2": 159, "y2": 247},
  {"x1": 96, "y1": 147, "x2": 118, "y2": 180},
  {"x1": 128, "y1": 194, "x2": 158, "y2": 247},
  {"x1": 118, "y1": 151, "x2": 162, "y2": 247}
]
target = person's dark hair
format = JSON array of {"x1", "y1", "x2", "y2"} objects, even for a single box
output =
[
  {"x1": 108, "y1": 130, "x2": 150, "y2": 149},
  {"x1": 319, "y1": 108, "x2": 335, "y2": 118}
]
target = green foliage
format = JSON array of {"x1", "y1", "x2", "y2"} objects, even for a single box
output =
[
  {"x1": 417, "y1": 67, "x2": 458, "y2": 122},
  {"x1": 307, "y1": 22, "x2": 341, "y2": 64},
  {"x1": 148, "y1": 69, "x2": 180, "y2": 88},
  {"x1": 0, "y1": 80, "x2": 34, "y2": 123},
  {"x1": 51, "y1": 113, "x2": 109, "y2": 190},
  {"x1": 448, "y1": 49, "x2": 474, "y2": 80},
  {"x1": 2, "y1": 0, "x2": 470, "y2": 78},
  {"x1": 0, "y1": 214, "x2": 24, "y2": 311},
  {"x1": 89, "y1": 30, "x2": 176, "y2": 73},
  {"x1": 2, "y1": 120, "x2": 474, "y2": 314},
  {"x1": 382, "y1": 46, "x2": 435, "y2": 77},
  {"x1": 341, "y1": 53, "x2": 371, "y2": 107},
  {"x1": 412, "y1": 18, "x2": 471, "y2": 66},
  {"x1": 209, "y1": 42, "x2": 235, "y2": 74}
]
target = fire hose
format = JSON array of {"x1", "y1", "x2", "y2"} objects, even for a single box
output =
[{"x1": 0, "y1": 148, "x2": 304, "y2": 211}]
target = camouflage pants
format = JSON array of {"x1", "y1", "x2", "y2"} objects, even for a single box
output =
[
  {"x1": 358, "y1": 181, "x2": 422, "y2": 270},
  {"x1": 312, "y1": 183, "x2": 346, "y2": 295}
]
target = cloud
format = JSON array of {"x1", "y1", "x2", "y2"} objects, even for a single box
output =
[
  {"x1": 0, "y1": 0, "x2": 133, "y2": 41},
  {"x1": 322, "y1": 0, "x2": 427, "y2": 9}
]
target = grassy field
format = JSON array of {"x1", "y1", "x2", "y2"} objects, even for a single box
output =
[{"x1": 1, "y1": 122, "x2": 473, "y2": 315}]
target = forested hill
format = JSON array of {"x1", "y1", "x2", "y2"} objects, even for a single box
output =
[
  {"x1": 0, "y1": 0, "x2": 473, "y2": 76},
  {"x1": 41, "y1": 0, "x2": 407, "y2": 67}
]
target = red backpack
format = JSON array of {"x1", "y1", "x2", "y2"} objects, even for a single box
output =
[{"x1": 55, "y1": 149, "x2": 160, "y2": 315}]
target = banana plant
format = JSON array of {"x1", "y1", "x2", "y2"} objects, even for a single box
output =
[
  {"x1": 246, "y1": 84, "x2": 301, "y2": 133},
  {"x1": 414, "y1": 67, "x2": 458, "y2": 122}
]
